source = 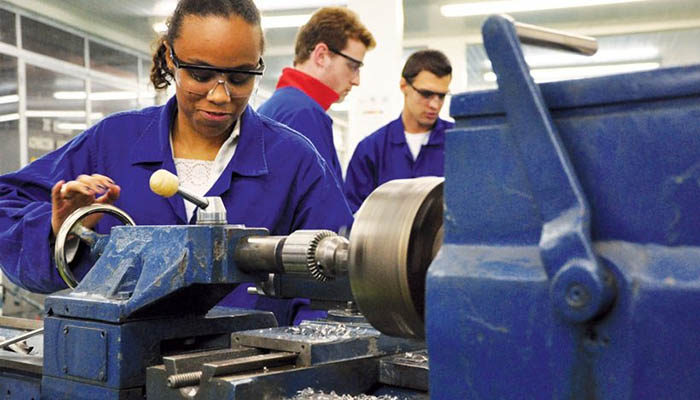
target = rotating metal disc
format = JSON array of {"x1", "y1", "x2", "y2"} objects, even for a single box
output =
[{"x1": 348, "y1": 177, "x2": 444, "y2": 339}]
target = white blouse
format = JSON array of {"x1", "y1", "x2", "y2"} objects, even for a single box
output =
[{"x1": 171, "y1": 121, "x2": 240, "y2": 221}]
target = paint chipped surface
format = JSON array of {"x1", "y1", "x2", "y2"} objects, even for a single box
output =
[{"x1": 662, "y1": 161, "x2": 700, "y2": 244}]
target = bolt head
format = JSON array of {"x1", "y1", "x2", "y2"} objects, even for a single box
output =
[
  {"x1": 565, "y1": 284, "x2": 591, "y2": 308},
  {"x1": 550, "y1": 259, "x2": 616, "y2": 323}
]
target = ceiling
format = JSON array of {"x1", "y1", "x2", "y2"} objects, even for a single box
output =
[
  {"x1": 6, "y1": 0, "x2": 700, "y2": 55},
  {"x1": 403, "y1": 0, "x2": 700, "y2": 40},
  {"x1": 0, "y1": 0, "x2": 698, "y2": 161}
]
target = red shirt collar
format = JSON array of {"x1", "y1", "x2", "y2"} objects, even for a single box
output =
[{"x1": 276, "y1": 67, "x2": 339, "y2": 111}]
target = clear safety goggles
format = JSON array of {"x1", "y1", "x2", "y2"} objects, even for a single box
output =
[{"x1": 170, "y1": 47, "x2": 264, "y2": 98}]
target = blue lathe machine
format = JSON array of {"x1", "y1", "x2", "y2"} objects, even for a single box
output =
[{"x1": 0, "y1": 15, "x2": 698, "y2": 399}]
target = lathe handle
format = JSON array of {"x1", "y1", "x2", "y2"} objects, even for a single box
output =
[
  {"x1": 54, "y1": 204, "x2": 135, "y2": 288},
  {"x1": 504, "y1": 15, "x2": 598, "y2": 56},
  {"x1": 482, "y1": 15, "x2": 614, "y2": 322}
]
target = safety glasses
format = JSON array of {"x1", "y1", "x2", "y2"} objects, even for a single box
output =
[
  {"x1": 406, "y1": 80, "x2": 449, "y2": 102},
  {"x1": 170, "y1": 47, "x2": 265, "y2": 98}
]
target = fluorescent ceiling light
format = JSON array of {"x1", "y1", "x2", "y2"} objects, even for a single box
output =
[
  {"x1": 0, "y1": 94, "x2": 19, "y2": 105},
  {"x1": 153, "y1": 0, "x2": 177, "y2": 16},
  {"x1": 255, "y1": 0, "x2": 345, "y2": 11},
  {"x1": 53, "y1": 91, "x2": 154, "y2": 101},
  {"x1": 152, "y1": 21, "x2": 168, "y2": 34},
  {"x1": 153, "y1": 0, "x2": 342, "y2": 15},
  {"x1": 54, "y1": 91, "x2": 96, "y2": 100},
  {"x1": 0, "y1": 111, "x2": 104, "y2": 122},
  {"x1": 0, "y1": 113, "x2": 19, "y2": 122},
  {"x1": 56, "y1": 122, "x2": 88, "y2": 131},
  {"x1": 26, "y1": 110, "x2": 104, "y2": 119},
  {"x1": 262, "y1": 14, "x2": 311, "y2": 29},
  {"x1": 27, "y1": 110, "x2": 87, "y2": 118},
  {"x1": 153, "y1": 14, "x2": 311, "y2": 32},
  {"x1": 441, "y1": 0, "x2": 648, "y2": 18},
  {"x1": 483, "y1": 62, "x2": 660, "y2": 83}
]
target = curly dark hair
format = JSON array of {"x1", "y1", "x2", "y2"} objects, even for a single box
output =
[
  {"x1": 150, "y1": 0, "x2": 264, "y2": 90},
  {"x1": 401, "y1": 50, "x2": 452, "y2": 82}
]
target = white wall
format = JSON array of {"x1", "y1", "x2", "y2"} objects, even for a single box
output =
[{"x1": 344, "y1": 0, "x2": 404, "y2": 175}]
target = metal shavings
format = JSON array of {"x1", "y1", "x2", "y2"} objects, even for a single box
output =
[
  {"x1": 281, "y1": 322, "x2": 371, "y2": 343},
  {"x1": 398, "y1": 351, "x2": 429, "y2": 364},
  {"x1": 286, "y1": 388, "x2": 400, "y2": 400}
]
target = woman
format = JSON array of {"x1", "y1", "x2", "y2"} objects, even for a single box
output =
[{"x1": 0, "y1": 0, "x2": 352, "y2": 324}]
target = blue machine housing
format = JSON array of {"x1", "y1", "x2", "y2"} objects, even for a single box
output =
[
  {"x1": 41, "y1": 225, "x2": 277, "y2": 399},
  {"x1": 427, "y1": 16, "x2": 700, "y2": 399}
]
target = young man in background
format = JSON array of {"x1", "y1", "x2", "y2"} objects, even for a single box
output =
[
  {"x1": 258, "y1": 7, "x2": 376, "y2": 183},
  {"x1": 344, "y1": 50, "x2": 453, "y2": 213}
]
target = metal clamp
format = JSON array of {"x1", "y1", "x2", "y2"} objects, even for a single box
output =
[{"x1": 54, "y1": 204, "x2": 135, "y2": 288}]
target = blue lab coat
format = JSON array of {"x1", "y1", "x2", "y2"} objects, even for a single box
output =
[
  {"x1": 258, "y1": 87, "x2": 343, "y2": 182},
  {"x1": 344, "y1": 115, "x2": 454, "y2": 213},
  {"x1": 0, "y1": 97, "x2": 352, "y2": 323}
]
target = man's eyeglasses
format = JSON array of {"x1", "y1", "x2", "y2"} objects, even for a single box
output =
[
  {"x1": 406, "y1": 80, "x2": 449, "y2": 102},
  {"x1": 169, "y1": 46, "x2": 265, "y2": 98},
  {"x1": 328, "y1": 47, "x2": 363, "y2": 74}
]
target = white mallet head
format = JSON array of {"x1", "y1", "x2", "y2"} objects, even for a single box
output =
[{"x1": 149, "y1": 169, "x2": 179, "y2": 198}]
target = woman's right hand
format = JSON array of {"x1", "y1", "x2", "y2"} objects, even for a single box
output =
[{"x1": 51, "y1": 174, "x2": 121, "y2": 236}]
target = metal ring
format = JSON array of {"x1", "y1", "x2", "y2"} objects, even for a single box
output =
[
  {"x1": 348, "y1": 177, "x2": 444, "y2": 339},
  {"x1": 54, "y1": 204, "x2": 135, "y2": 288}
]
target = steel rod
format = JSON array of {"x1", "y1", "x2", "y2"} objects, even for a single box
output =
[{"x1": 0, "y1": 328, "x2": 44, "y2": 349}]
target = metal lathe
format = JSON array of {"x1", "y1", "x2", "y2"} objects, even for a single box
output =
[{"x1": 0, "y1": 15, "x2": 698, "y2": 399}]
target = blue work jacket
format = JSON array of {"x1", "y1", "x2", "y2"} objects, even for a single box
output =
[
  {"x1": 0, "y1": 97, "x2": 353, "y2": 296},
  {"x1": 258, "y1": 87, "x2": 343, "y2": 182},
  {"x1": 344, "y1": 115, "x2": 454, "y2": 213}
]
